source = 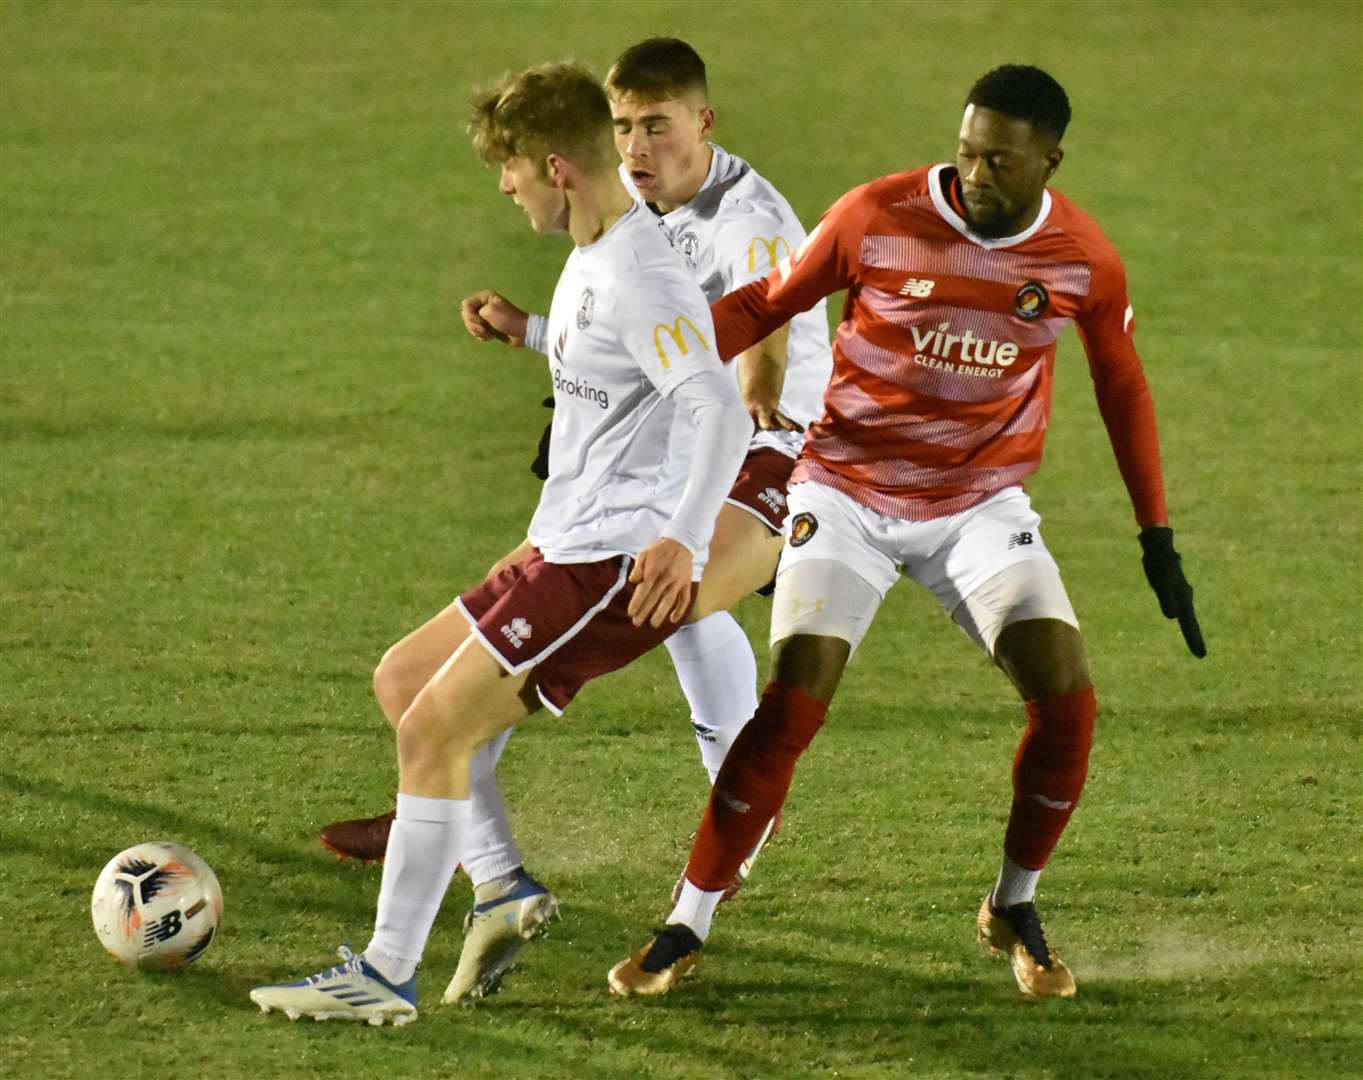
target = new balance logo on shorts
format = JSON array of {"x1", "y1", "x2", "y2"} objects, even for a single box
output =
[
  {"x1": 501, "y1": 617, "x2": 533, "y2": 649},
  {"x1": 1007, "y1": 532, "x2": 1034, "y2": 550}
]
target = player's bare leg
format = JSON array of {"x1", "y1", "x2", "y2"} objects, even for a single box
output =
[
  {"x1": 688, "y1": 504, "x2": 784, "y2": 622},
  {"x1": 253, "y1": 643, "x2": 546, "y2": 1024},
  {"x1": 369, "y1": 641, "x2": 558, "y2": 1006},
  {"x1": 318, "y1": 541, "x2": 535, "y2": 861},
  {"x1": 977, "y1": 615, "x2": 1092, "y2": 998}
]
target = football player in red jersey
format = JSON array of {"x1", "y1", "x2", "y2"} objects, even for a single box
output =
[{"x1": 610, "y1": 65, "x2": 1204, "y2": 1001}]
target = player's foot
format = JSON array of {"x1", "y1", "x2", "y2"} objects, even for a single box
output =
[
  {"x1": 441, "y1": 870, "x2": 559, "y2": 1005},
  {"x1": 607, "y1": 923, "x2": 703, "y2": 996},
  {"x1": 670, "y1": 811, "x2": 782, "y2": 905},
  {"x1": 976, "y1": 895, "x2": 1076, "y2": 998},
  {"x1": 318, "y1": 809, "x2": 395, "y2": 863},
  {"x1": 249, "y1": 945, "x2": 417, "y2": 1026}
]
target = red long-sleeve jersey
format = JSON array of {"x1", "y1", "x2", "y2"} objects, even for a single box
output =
[{"x1": 713, "y1": 164, "x2": 1167, "y2": 526}]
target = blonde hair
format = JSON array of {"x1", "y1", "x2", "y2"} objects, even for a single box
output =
[{"x1": 470, "y1": 61, "x2": 616, "y2": 172}]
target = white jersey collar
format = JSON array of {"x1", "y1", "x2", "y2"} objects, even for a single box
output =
[
  {"x1": 927, "y1": 162, "x2": 1052, "y2": 250},
  {"x1": 661, "y1": 143, "x2": 725, "y2": 223}
]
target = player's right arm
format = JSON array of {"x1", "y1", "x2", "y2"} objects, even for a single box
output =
[
  {"x1": 460, "y1": 289, "x2": 532, "y2": 348},
  {"x1": 710, "y1": 184, "x2": 872, "y2": 361}
]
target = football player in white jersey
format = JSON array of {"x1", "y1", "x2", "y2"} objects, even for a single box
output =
[
  {"x1": 249, "y1": 61, "x2": 749, "y2": 1026},
  {"x1": 314, "y1": 39, "x2": 835, "y2": 1004}
]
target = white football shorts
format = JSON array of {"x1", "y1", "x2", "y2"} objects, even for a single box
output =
[{"x1": 769, "y1": 481, "x2": 1078, "y2": 656}]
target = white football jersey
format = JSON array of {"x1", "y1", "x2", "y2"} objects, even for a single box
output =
[
  {"x1": 527, "y1": 202, "x2": 727, "y2": 574},
  {"x1": 621, "y1": 144, "x2": 834, "y2": 457}
]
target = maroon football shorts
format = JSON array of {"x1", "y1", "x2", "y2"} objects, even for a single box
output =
[
  {"x1": 456, "y1": 548, "x2": 696, "y2": 715},
  {"x1": 725, "y1": 447, "x2": 797, "y2": 534}
]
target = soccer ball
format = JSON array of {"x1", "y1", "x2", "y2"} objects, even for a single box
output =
[{"x1": 90, "y1": 841, "x2": 224, "y2": 971}]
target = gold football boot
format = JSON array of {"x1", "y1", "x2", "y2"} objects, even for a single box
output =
[
  {"x1": 607, "y1": 924, "x2": 703, "y2": 996},
  {"x1": 977, "y1": 895, "x2": 1077, "y2": 998}
]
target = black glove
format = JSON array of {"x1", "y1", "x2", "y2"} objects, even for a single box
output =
[
  {"x1": 530, "y1": 396, "x2": 554, "y2": 481},
  {"x1": 1138, "y1": 526, "x2": 1206, "y2": 658}
]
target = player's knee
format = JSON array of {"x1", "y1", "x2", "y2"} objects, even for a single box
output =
[
  {"x1": 373, "y1": 648, "x2": 415, "y2": 726},
  {"x1": 995, "y1": 618, "x2": 1092, "y2": 700},
  {"x1": 768, "y1": 634, "x2": 850, "y2": 702}
]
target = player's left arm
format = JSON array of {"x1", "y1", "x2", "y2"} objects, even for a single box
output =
[
  {"x1": 1077, "y1": 252, "x2": 1205, "y2": 658},
  {"x1": 618, "y1": 281, "x2": 750, "y2": 628}
]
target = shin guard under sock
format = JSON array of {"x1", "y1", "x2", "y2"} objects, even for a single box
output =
[
  {"x1": 686, "y1": 681, "x2": 828, "y2": 890},
  {"x1": 1003, "y1": 686, "x2": 1096, "y2": 870}
]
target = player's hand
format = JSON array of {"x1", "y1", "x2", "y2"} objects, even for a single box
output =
[
  {"x1": 1138, "y1": 526, "x2": 1206, "y2": 658},
  {"x1": 460, "y1": 289, "x2": 529, "y2": 346},
  {"x1": 745, "y1": 396, "x2": 804, "y2": 434},
  {"x1": 627, "y1": 538, "x2": 695, "y2": 628}
]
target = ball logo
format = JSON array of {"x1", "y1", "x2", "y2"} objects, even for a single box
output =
[
  {"x1": 576, "y1": 287, "x2": 594, "y2": 330},
  {"x1": 788, "y1": 512, "x2": 818, "y2": 547},
  {"x1": 1014, "y1": 282, "x2": 1049, "y2": 321}
]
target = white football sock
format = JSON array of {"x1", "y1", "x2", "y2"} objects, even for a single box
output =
[
  {"x1": 991, "y1": 853, "x2": 1042, "y2": 908},
  {"x1": 667, "y1": 878, "x2": 724, "y2": 942},
  {"x1": 459, "y1": 728, "x2": 523, "y2": 887},
  {"x1": 364, "y1": 793, "x2": 467, "y2": 984},
  {"x1": 664, "y1": 612, "x2": 758, "y2": 783}
]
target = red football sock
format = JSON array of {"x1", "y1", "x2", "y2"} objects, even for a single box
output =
[
  {"x1": 1003, "y1": 687, "x2": 1096, "y2": 871},
  {"x1": 686, "y1": 681, "x2": 828, "y2": 890}
]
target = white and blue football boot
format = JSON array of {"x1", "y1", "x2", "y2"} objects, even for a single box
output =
[
  {"x1": 442, "y1": 870, "x2": 559, "y2": 1005},
  {"x1": 249, "y1": 945, "x2": 418, "y2": 1026}
]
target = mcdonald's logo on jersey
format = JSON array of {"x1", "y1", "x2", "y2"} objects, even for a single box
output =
[
  {"x1": 652, "y1": 316, "x2": 712, "y2": 370},
  {"x1": 747, "y1": 235, "x2": 792, "y2": 274}
]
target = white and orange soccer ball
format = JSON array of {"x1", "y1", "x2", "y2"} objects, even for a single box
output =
[{"x1": 91, "y1": 842, "x2": 223, "y2": 971}]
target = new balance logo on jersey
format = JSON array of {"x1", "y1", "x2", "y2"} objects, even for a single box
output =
[
  {"x1": 1007, "y1": 532, "x2": 1034, "y2": 550},
  {"x1": 553, "y1": 367, "x2": 609, "y2": 409},
  {"x1": 898, "y1": 277, "x2": 936, "y2": 298},
  {"x1": 911, "y1": 322, "x2": 1019, "y2": 367},
  {"x1": 501, "y1": 617, "x2": 533, "y2": 649}
]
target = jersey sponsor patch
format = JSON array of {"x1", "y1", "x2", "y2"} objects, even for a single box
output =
[
  {"x1": 747, "y1": 235, "x2": 791, "y2": 274},
  {"x1": 652, "y1": 315, "x2": 711, "y2": 370},
  {"x1": 788, "y1": 511, "x2": 818, "y2": 547},
  {"x1": 1014, "y1": 282, "x2": 1049, "y2": 321}
]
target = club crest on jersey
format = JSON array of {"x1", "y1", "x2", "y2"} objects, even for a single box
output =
[
  {"x1": 676, "y1": 230, "x2": 701, "y2": 269},
  {"x1": 576, "y1": 287, "x2": 594, "y2": 330},
  {"x1": 1014, "y1": 282, "x2": 1049, "y2": 321},
  {"x1": 788, "y1": 512, "x2": 818, "y2": 547}
]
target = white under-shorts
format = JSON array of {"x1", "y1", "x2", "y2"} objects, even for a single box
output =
[{"x1": 769, "y1": 482, "x2": 1078, "y2": 655}]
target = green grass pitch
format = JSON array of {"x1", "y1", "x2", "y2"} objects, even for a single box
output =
[{"x1": 2, "y1": 2, "x2": 1360, "y2": 1077}]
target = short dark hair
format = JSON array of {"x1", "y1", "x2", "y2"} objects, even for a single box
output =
[
  {"x1": 606, "y1": 37, "x2": 708, "y2": 103},
  {"x1": 966, "y1": 65, "x2": 1071, "y2": 143}
]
